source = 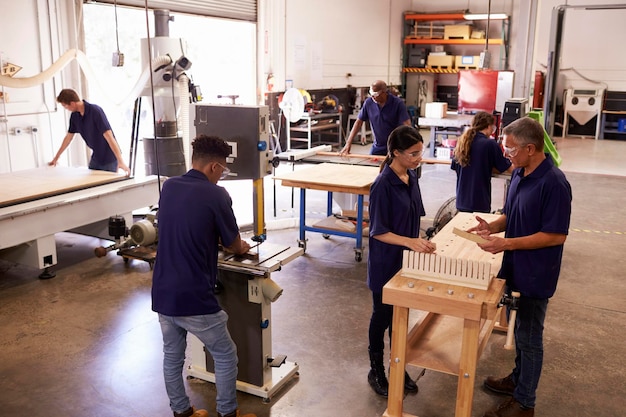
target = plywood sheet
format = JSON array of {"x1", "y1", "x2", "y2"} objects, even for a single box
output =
[
  {"x1": 0, "y1": 167, "x2": 126, "y2": 208},
  {"x1": 430, "y1": 212, "x2": 503, "y2": 272}
]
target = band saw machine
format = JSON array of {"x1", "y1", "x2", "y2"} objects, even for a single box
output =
[{"x1": 96, "y1": 103, "x2": 303, "y2": 400}]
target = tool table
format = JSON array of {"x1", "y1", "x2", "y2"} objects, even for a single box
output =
[
  {"x1": 273, "y1": 162, "x2": 379, "y2": 261},
  {"x1": 418, "y1": 113, "x2": 474, "y2": 157}
]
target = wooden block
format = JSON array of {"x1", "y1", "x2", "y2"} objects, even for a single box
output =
[
  {"x1": 426, "y1": 54, "x2": 454, "y2": 69},
  {"x1": 452, "y1": 227, "x2": 488, "y2": 244},
  {"x1": 444, "y1": 25, "x2": 471, "y2": 40}
]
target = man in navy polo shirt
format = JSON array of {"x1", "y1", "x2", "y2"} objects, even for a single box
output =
[
  {"x1": 152, "y1": 135, "x2": 255, "y2": 417},
  {"x1": 340, "y1": 80, "x2": 411, "y2": 156},
  {"x1": 469, "y1": 117, "x2": 572, "y2": 417},
  {"x1": 49, "y1": 88, "x2": 130, "y2": 175}
]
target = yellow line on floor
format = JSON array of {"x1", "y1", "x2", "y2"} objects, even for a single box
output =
[{"x1": 569, "y1": 228, "x2": 623, "y2": 235}]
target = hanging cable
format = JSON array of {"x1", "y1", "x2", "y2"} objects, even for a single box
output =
[
  {"x1": 0, "y1": 52, "x2": 12, "y2": 172},
  {"x1": 114, "y1": 0, "x2": 120, "y2": 54},
  {"x1": 144, "y1": 0, "x2": 162, "y2": 197},
  {"x1": 485, "y1": 0, "x2": 491, "y2": 48}
]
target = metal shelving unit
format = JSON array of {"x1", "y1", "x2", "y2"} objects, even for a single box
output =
[{"x1": 401, "y1": 12, "x2": 509, "y2": 95}]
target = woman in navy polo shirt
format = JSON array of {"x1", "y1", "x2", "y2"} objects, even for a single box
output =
[
  {"x1": 366, "y1": 125, "x2": 437, "y2": 397},
  {"x1": 451, "y1": 111, "x2": 512, "y2": 213}
]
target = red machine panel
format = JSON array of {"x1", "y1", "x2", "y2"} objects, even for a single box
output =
[{"x1": 457, "y1": 70, "x2": 498, "y2": 114}]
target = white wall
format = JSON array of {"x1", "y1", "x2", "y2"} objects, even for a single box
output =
[
  {"x1": 262, "y1": 0, "x2": 411, "y2": 91},
  {"x1": 532, "y1": 0, "x2": 626, "y2": 101}
]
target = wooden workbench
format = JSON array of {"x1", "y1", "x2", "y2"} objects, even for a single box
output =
[
  {"x1": 273, "y1": 162, "x2": 380, "y2": 261},
  {"x1": 382, "y1": 212, "x2": 505, "y2": 417},
  {"x1": 0, "y1": 167, "x2": 161, "y2": 271},
  {"x1": 0, "y1": 166, "x2": 126, "y2": 208}
]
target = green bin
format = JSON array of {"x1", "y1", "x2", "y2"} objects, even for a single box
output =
[{"x1": 527, "y1": 110, "x2": 562, "y2": 167}]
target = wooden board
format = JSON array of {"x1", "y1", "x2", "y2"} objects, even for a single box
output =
[
  {"x1": 0, "y1": 167, "x2": 127, "y2": 208},
  {"x1": 452, "y1": 227, "x2": 487, "y2": 244},
  {"x1": 273, "y1": 162, "x2": 379, "y2": 195},
  {"x1": 430, "y1": 212, "x2": 503, "y2": 273}
]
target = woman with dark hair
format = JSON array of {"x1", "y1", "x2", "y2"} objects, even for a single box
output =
[
  {"x1": 366, "y1": 125, "x2": 437, "y2": 397},
  {"x1": 451, "y1": 111, "x2": 512, "y2": 213}
]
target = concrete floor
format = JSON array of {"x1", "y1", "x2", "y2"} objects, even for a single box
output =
[{"x1": 1, "y1": 136, "x2": 625, "y2": 417}]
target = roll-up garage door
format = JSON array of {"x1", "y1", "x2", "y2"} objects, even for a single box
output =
[{"x1": 90, "y1": 0, "x2": 257, "y2": 22}]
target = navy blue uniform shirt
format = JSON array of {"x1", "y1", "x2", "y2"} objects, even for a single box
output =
[
  {"x1": 367, "y1": 164, "x2": 426, "y2": 293},
  {"x1": 499, "y1": 157, "x2": 572, "y2": 298},
  {"x1": 359, "y1": 94, "x2": 410, "y2": 155},
  {"x1": 68, "y1": 101, "x2": 117, "y2": 166},
  {"x1": 152, "y1": 169, "x2": 240, "y2": 316},
  {"x1": 451, "y1": 132, "x2": 511, "y2": 213}
]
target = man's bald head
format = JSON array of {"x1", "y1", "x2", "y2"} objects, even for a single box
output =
[{"x1": 371, "y1": 80, "x2": 388, "y2": 93}]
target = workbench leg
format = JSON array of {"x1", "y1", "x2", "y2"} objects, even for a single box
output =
[
  {"x1": 356, "y1": 194, "x2": 364, "y2": 250},
  {"x1": 456, "y1": 318, "x2": 480, "y2": 417},
  {"x1": 326, "y1": 191, "x2": 333, "y2": 216},
  {"x1": 299, "y1": 188, "x2": 306, "y2": 242},
  {"x1": 429, "y1": 126, "x2": 436, "y2": 157},
  {"x1": 385, "y1": 306, "x2": 409, "y2": 417}
]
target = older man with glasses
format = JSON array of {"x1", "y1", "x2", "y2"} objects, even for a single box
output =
[
  {"x1": 468, "y1": 117, "x2": 572, "y2": 417},
  {"x1": 340, "y1": 80, "x2": 412, "y2": 156}
]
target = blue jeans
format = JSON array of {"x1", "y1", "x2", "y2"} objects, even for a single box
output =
[
  {"x1": 158, "y1": 311, "x2": 238, "y2": 415},
  {"x1": 510, "y1": 296, "x2": 549, "y2": 408}
]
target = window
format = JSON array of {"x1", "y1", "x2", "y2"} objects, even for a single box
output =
[{"x1": 83, "y1": 4, "x2": 256, "y2": 173}]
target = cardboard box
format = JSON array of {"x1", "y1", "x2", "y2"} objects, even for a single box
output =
[
  {"x1": 444, "y1": 25, "x2": 471, "y2": 40},
  {"x1": 436, "y1": 147, "x2": 452, "y2": 160},
  {"x1": 426, "y1": 54, "x2": 454, "y2": 69},
  {"x1": 425, "y1": 102, "x2": 448, "y2": 118},
  {"x1": 455, "y1": 55, "x2": 480, "y2": 69}
]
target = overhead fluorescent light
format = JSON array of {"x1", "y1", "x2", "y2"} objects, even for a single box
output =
[{"x1": 463, "y1": 13, "x2": 508, "y2": 20}]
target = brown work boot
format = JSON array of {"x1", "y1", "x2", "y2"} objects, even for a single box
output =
[
  {"x1": 174, "y1": 407, "x2": 209, "y2": 417},
  {"x1": 483, "y1": 397, "x2": 534, "y2": 417},
  {"x1": 217, "y1": 409, "x2": 256, "y2": 417},
  {"x1": 484, "y1": 373, "x2": 516, "y2": 395}
]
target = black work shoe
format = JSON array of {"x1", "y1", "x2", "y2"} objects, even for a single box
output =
[
  {"x1": 217, "y1": 409, "x2": 256, "y2": 417},
  {"x1": 483, "y1": 397, "x2": 534, "y2": 417},
  {"x1": 404, "y1": 371, "x2": 418, "y2": 393},
  {"x1": 484, "y1": 373, "x2": 516, "y2": 395},
  {"x1": 174, "y1": 407, "x2": 209, "y2": 417},
  {"x1": 368, "y1": 368, "x2": 389, "y2": 397}
]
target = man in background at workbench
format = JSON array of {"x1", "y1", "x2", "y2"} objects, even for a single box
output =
[
  {"x1": 340, "y1": 80, "x2": 411, "y2": 156},
  {"x1": 152, "y1": 134, "x2": 255, "y2": 417},
  {"x1": 468, "y1": 117, "x2": 572, "y2": 417},
  {"x1": 49, "y1": 88, "x2": 130, "y2": 176}
]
